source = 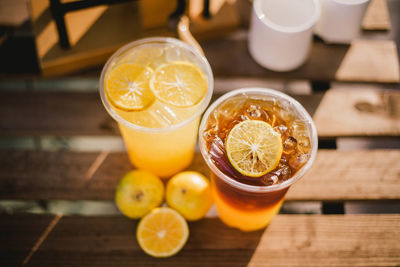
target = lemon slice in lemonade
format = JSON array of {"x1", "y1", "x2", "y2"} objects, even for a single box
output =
[
  {"x1": 150, "y1": 61, "x2": 207, "y2": 107},
  {"x1": 137, "y1": 207, "x2": 189, "y2": 258},
  {"x1": 106, "y1": 63, "x2": 154, "y2": 111},
  {"x1": 226, "y1": 120, "x2": 283, "y2": 177}
]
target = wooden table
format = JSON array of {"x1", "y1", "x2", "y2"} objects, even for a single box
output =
[{"x1": 1, "y1": 0, "x2": 400, "y2": 266}]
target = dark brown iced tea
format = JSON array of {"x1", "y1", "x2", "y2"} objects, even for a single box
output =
[{"x1": 199, "y1": 89, "x2": 316, "y2": 231}]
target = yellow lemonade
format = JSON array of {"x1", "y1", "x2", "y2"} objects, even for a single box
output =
[{"x1": 100, "y1": 38, "x2": 213, "y2": 177}]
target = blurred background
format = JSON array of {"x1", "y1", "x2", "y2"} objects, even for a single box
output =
[{"x1": 0, "y1": 0, "x2": 247, "y2": 76}]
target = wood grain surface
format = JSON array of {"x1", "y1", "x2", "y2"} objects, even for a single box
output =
[
  {"x1": 203, "y1": 39, "x2": 349, "y2": 81},
  {"x1": 1, "y1": 214, "x2": 399, "y2": 266},
  {"x1": 314, "y1": 88, "x2": 400, "y2": 137},
  {"x1": 0, "y1": 214, "x2": 55, "y2": 266},
  {"x1": 0, "y1": 91, "x2": 320, "y2": 137},
  {"x1": 0, "y1": 150, "x2": 399, "y2": 201},
  {"x1": 5, "y1": 88, "x2": 399, "y2": 138},
  {"x1": 0, "y1": 91, "x2": 119, "y2": 136},
  {"x1": 335, "y1": 40, "x2": 399, "y2": 83},
  {"x1": 363, "y1": 0, "x2": 391, "y2": 30},
  {"x1": 287, "y1": 150, "x2": 400, "y2": 201}
]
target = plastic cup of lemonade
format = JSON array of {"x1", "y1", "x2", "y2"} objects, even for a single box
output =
[
  {"x1": 199, "y1": 88, "x2": 317, "y2": 231},
  {"x1": 100, "y1": 37, "x2": 213, "y2": 178}
]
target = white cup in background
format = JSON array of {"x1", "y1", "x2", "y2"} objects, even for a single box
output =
[
  {"x1": 248, "y1": 0, "x2": 320, "y2": 72},
  {"x1": 314, "y1": 0, "x2": 370, "y2": 44}
]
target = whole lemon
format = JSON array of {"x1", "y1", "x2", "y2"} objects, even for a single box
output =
[
  {"x1": 166, "y1": 171, "x2": 213, "y2": 221},
  {"x1": 115, "y1": 170, "x2": 164, "y2": 219}
]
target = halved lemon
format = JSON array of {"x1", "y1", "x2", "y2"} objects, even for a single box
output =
[
  {"x1": 226, "y1": 120, "x2": 283, "y2": 177},
  {"x1": 150, "y1": 61, "x2": 207, "y2": 107},
  {"x1": 137, "y1": 207, "x2": 189, "y2": 258},
  {"x1": 106, "y1": 63, "x2": 154, "y2": 111}
]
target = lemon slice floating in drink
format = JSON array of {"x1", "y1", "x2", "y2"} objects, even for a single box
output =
[
  {"x1": 150, "y1": 61, "x2": 207, "y2": 107},
  {"x1": 106, "y1": 63, "x2": 154, "y2": 111},
  {"x1": 137, "y1": 207, "x2": 189, "y2": 258},
  {"x1": 226, "y1": 120, "x2": 283, "y2": 177}
]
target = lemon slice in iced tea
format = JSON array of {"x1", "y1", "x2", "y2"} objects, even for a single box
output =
[
  {"x1": 106, "y1": 63, "x2": 154, "y2": 111},
  {"x1": 136, "y1": 207, "x2": 189, "y2": 258},
  {"x1": 226, "y1": 120, "x2": 283, "y2": 177},
  {"x1": 150, "y1": 61, "x2": 207, "y2": 107}
]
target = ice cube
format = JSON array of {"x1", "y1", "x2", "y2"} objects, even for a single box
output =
[
  {"x1": 291, "y1": 120, "x2": 311, "y2": 153},
  {"x1": 164, "y1": 44, "x2": 185, "y2": 62},
  {"x1": 120, "y1": 45, "x2": 164, "y2": 67},
  {"x1": 289, "y1": 153, "x2": 309, "y2": 170},
  {"x1": 275, "y1": 124, "x2": 288, "y2": 134},
  {"x1": 246, "y1": 104, "x2": 262, "y2": 119},
  {"x1": 283, "y1": 136, "x2": 297, "y2": 155}
]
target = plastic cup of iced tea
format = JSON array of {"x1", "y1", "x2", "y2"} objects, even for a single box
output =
[
  {"x1": 199, "y1": 88, "x2": 318, "y2": 231},
  {"x1": 100, "y1": 37, "x2": 213, "y2": 178}
]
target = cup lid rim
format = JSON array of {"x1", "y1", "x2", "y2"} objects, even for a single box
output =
[{"x1": 253, "y1": 0, "x2": 321, "y2": 33}]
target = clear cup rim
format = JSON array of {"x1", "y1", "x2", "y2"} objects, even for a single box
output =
[
  {"x1": 99, "y1": 37, "x2": 214, "y2": 133},
  {"x1": 199, "y1": 88, "x2": 318, "y2": 193},
  {"x1": 333, "y1": 0, "x2": 369, "y2": 5},
  {"x1": 253, "y1": 0, "x2": 321, "y2": 33}
]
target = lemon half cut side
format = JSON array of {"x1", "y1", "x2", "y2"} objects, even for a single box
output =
[{"x1": 136, "y1": 207, "x2": 189, "y2": 258}]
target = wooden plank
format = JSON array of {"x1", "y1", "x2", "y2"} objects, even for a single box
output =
[
  {"x1": 0, "y1": 91, "x2": 119, "y2": 136},
  {"x1": 0, "y1": 214, "x2": 55, "y2": 266},
  {"x1": 362, "y1": 0, "x2": 391, "y2": 30},
  {"x1": 248, "y1": 214, "x2": 400, "y2": 267},
  {"x1": 287, "y1": 150, "x2": 400, "y2": 201},
  {"x1": 0, "y1": 91, "x2": 321, "y2": 137},
  {"x1": 30, "y1": 0, "x2": 107, "y2": 58},
  {"x1": 0, "y1": 0, "x2": 29, "y2": 26},
  {"x1": 204, "y1": 38, "x2": 400, "y2": 83},
  {"x1": 4, "y1": 86, "x2": 399, "y2": 139},
  {"x1": 314, "y1": 88, "x2": 400, "y2": 137},
  {"x1": 335, "y1": 40, "x2": 399, "y2": 83},
  {"x1": 1, "y1": 214, "x2": 399, "y2": 266},
  {"x1": 0, "y1": 150, "x2": 399, "y2": 201},
  {"x1": 140, "y1": 0, "x2": 178, "y2": 29},
  {"x1": 203, "y1": 38, "x2": 349, "y2": 81},
  {"x1": 0, "y1": 150, "x2": 129, "y2": 200}
]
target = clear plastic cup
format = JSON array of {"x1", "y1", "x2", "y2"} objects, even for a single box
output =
[
  {"x1": 100, "y1": 37, "x2": 214, "y2": 178},
  {"x1": 199, "y1": 88, "x2": 318, "y2": 231}
]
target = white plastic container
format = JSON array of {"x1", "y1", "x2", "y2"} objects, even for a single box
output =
[
  {"x1": 248, "y1": 0, "x2": 320, "y2": 72},
  {"x1": 314, "y1": 0, "x2": 370, "y2": 44}
]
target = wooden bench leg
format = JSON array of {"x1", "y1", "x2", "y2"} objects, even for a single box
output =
[{"x1": 49, "y1": 0, "x2": 70, "y2": 49}]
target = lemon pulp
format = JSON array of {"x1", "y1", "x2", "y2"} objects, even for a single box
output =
[
  {"x1": 150, "y1": 61, "x2": 207, "y2": 107},
  {"x1": 226, "y1": 120, "x2": 283, "y2": 177},
  {"x1": 136, "y1": 207, "x2": 189, "y2": 257},
  {"x1": 106, "y1": 63, "x2": 154, "y2": 111}
]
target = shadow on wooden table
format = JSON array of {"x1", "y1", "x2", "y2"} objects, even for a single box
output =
[
  {"x1": 178, "y1": 219, "x2": 265, "y2": 266},
  {"x1": 7, "y1": 215, "x2": 265, "y2": 266},
  {"x1": 203, "y1": 38, "x2": 350, "y2": 82}
]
